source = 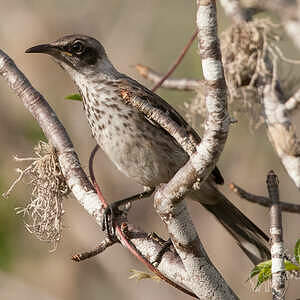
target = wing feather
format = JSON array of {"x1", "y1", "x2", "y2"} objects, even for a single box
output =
[{"x1": 116, "y1": 74, "x2": 224, "y2": 185}]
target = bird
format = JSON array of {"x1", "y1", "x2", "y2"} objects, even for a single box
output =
[{"x1": 26, "y1": 34, "x2": 270, "y2": 264}]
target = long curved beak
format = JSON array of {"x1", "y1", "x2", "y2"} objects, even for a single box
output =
[{"x1": 25, "y1": 44, "x2": 55, "y2": 54}]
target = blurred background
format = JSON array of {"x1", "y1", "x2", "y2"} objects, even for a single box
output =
[{"x1": 0, "y1": 1, "x2": 300, "y2": 299}]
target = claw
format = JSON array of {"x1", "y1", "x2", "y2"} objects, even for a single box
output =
[
  {"x1": 101, "y1": 188, "x2": 155, "y2": 240},
  {"x1": 102, "y1": 203, "x2": 121, "y2": 240},
  {"x1": 152, "y1": 238, "x2": 173, "y2": 265}
]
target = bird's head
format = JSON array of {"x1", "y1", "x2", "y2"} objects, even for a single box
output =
[{"x1": 26, "y1": 34, "x2": 112, "y2": 76}]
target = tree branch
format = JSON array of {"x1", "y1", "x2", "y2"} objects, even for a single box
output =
[
  {"x1": 284, "y1": 88, "x2": 300, "y2": 112},
  {"x1": 261, "y1": 75, "x2": 300, "y2": 189},
  {"x1": 72, "y1": 238, "x2": 115, "y2": 262},
  {"x1": 267, "y1": 171, "x2": 286, "y2": 300},
  {"x1": 153, "y1": 0, "x2": 234, "y2": 298},
  {"x1": 230, "y1": 183, "x2": 300, "y2": 214},
  {"x1": 135, "y1": 64, "x2": 202, "y2": 91},
  {"x1": 196, "y1": 0, "x2": 300, "y2": 191}
]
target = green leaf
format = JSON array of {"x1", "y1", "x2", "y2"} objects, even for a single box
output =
[
  {"x1": 249, "y1": 260, "x2": 272, "y2": 289},
  {"x1": 285, "y1": 260, "x2": 300, "y2": 271},
  {"x1": 256, "y1": 266, "x2": 271, "y2": 289},
  {"x1": 249, "y1": 260, "x2": 271, "y2": 279},
  {"x1": 65, "y1": 94, "x2": 82, "y2": 101},
  {"x1": 249, "y1": 265, "x2": 261, "y2": 279},
  {"x1": 294, "y1": 239, "x2": 300, "y2": 264},
  {"x1": 249, "y1": 258, "x2": 300, "y2": 290}
]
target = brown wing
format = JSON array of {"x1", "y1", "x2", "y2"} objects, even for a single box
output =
[{"x1": 117, "y1": 74, "x2": 224, "y2": 185}]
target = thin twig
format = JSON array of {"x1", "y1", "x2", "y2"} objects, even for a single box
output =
[
  {"x1": 284, "y1": 89, "x2": 300, "y2": 112},
  {"x1": 135, "y1": 64, "x2": 202, "y2": 91},
  {"x1": 3, "y1": 167, "x2": 32, "y2": 198},
  {"x1": 151, "y1": 29, "x2": 198, "y2": 92},
  {"x1": 267, "y1": 171, "x2": 286, "y2": 300},
  {"x1": 72, "y1": 238, "x2": 115, "y2": 262},
  {"x1": 230, "y1": 183, "x2": 300, "y2": 214}
]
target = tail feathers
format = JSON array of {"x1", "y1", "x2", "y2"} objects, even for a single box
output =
[
  {"x1": 190, "y1": 183, "x2": 271, "y2": 265},
  {"x1": 204, "y1": 200, "x2": 271, "y2": 265}
]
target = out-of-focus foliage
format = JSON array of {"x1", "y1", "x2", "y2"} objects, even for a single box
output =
[
  {"x1": 0, "y1": 176, "x2": 18, "y2": 271},
  {"x1": 22, "y1": 120, "x2": 46, "y2": 144}
]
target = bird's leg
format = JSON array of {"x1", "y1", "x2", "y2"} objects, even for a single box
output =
[
  {"x1": 103, "y1": 187, "x2": 155, "y2": 240},
  {"x1": 148, "y1": 233, "x2": 174, "y2": 265},
  {"x1": 151, "y1": 235, "x2": 173, "y2": 266}
]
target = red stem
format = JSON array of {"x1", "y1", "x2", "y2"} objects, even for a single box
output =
[{"x1": 151, "y1": 29, "x2": 199, "y2": 92}]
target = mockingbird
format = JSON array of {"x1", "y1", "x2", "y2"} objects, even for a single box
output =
[{"x1": 26, "y1": 34, "x2": 270, "y2": 264}]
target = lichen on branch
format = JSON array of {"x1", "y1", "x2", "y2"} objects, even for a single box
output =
[{"x1": 4, "y1": 141, "x2": 69, "y2": 250}]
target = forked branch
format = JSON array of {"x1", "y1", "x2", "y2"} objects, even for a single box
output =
[{"x1": 230, "y1": 183, "x2": 300, "y2": 214}]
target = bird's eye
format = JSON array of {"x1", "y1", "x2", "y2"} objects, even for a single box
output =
[{"x1": 71, "y1": 41, "x2": 85, "y2": 54}]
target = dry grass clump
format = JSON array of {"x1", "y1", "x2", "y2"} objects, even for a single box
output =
[
  {"x1": 185, "y1": 18, "x2": 296, "y2": 130},
  {"x1": 221, "y1": 18, "x2": 280, "y2": 128},
  {"x1": 3, "y1": 141, "x2": 69, "y2": 250},
  {"x1": 129, "y1": 269, "x2": 161, "y2": 282}
]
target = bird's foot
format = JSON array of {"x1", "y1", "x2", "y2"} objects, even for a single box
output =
[
  {"x1": 151, "y1": 236, "x2": 173, "y2": 266},
  {"x1": 102, "y1": 202, "x2": 123, "y2": 241},
  {"x1": 102, "y1": 188, "x2": 155, "y2": 240}
]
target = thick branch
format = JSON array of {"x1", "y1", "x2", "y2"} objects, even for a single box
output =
[
  {"x1": 135, "y1": 64, "x2": 202, "y2": 91},
  {"x1": 262, "y1": 81, "x2": 300, "y2": 189},
  {"x1": 154, "y1": 0, "x2": 234, "y2": 299},
  {"x1": 122, "y1": 1, "x2": 233, "y2": 298},
  {"x1": 230, "y1": 183, "x2": 300, "y2": 213}
]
